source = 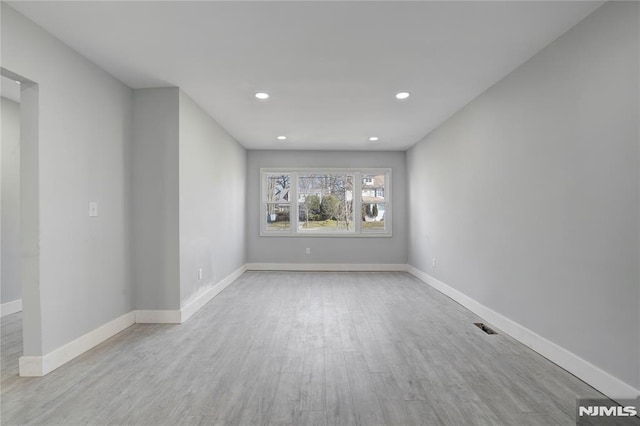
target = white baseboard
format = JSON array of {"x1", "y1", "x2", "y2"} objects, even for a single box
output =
[
  {"x1": 405, "y1": 265, "x2": 640, "y2": 404},
  {"x1": 19, "y1": 309, "x2": 184, "y2": 376},
  {"x1": 180, "y1": 264, "x2": 247, "y2": 322},
  {"x1": 134, "y1": 309, "x2": 182, "y2": 324},
  {"x1": 19, "y1": 311, "x2": 135, "y2": 377},
  {"x1": 246, "y1": 263, "x2": 408, "y2": 272},
  {"x1": 1, "y1": 299, "x2": 22, "y2": 317},
  {"x1": 17, "y1": 265, "x2": 248, "y2": 376},
  {"x1": 18, "y1": 263, "x2": 639, "y2": 407}
]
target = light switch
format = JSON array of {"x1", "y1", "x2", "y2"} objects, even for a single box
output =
[{"x1": 89, "y1": 202, "x2": 98, "y2": 217}]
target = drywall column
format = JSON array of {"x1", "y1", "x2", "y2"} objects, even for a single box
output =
[
  {"x1": 132, "y1": 88, "x2": 180, "y2": 310},
  {"x1": 18, "y1": 81, "x2": 43, "y2": 356}
]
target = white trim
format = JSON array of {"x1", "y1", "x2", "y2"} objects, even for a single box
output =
[
  {"x1": 254, "y1": 232, "x2": 392, "y2": 238},
  {"x1": 19, "y1": 311, "x2": 135, "y2": 377},
  {"x1": 134, "y1": 310, "x2": 181, "y2": 324},
  {"x1": 180, "y1": 264, "x2": 247, "y2": 322},
  {"x1": 15, "y1": 266, "x2": 249, "y2": 377},
  {"x1": 18, "y1": 356, "x2": 45, "y2": 377},
  {"x1": 16, "y1": 263, "x2": 638, "y2": 407},
  {"x1": 406, "y1": 265, "x2": 640, "y2": 404},
  {"x1": 246, "y1": 263, "x2": 408, "y2": 272},
  {"x1": 1, "y1": 299, "x2": 22, "y2": 317}
]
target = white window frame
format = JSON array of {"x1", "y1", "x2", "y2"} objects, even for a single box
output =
[{"x1": 260, "y1": 168, "x2": 392, "y2": 237}]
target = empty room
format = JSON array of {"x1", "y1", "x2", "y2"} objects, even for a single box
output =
[{"x1": 1, "y1": 1, "x2": 638, "y2": 425}]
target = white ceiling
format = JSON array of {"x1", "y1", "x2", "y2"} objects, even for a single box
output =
[{"x1": 8, "y1": 1, "x2": 603, "y2": 151}]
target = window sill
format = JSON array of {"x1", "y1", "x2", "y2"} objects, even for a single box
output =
[{"x1": 259, "y1": 232, "x2": 392, "y2": 238}]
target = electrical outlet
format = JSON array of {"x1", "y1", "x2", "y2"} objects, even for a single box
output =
[
  {"x1": 88, "y1": 202, "x2": 98, "y2": 217},
  {"x1": 198, "y1": 268, "x2": 203, "y2": 280},
  {"x1": 432, "y1": 258, "x2": 437, "y2": 268},
  {"x1": 306, "y1": 248, "x2": 311, "y2": 254}
]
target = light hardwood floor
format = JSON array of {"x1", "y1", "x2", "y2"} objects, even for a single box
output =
[{"x1": 1, "y1": 272, "x2": 608, "y2": 425}]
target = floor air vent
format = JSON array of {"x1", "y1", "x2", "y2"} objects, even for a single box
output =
[{"x1": 474, "y1": 322, "x2": 497, "y2": 335}]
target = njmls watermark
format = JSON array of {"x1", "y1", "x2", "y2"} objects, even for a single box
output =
[{"x1": 576, "y1": 398, "x2": 640, "y2": 425}]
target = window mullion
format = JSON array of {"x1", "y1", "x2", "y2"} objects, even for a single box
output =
[
  {"x1": 384, "y1": 170, "x2": 390, "y2": 234},
  {"x1": 291, "y1": 172, "x2": 298, "y2": 234},
  {"x1": 260, "y1": 171, "x2": 266, "y2": 234},
  {"x1": 354, "y1": 172, "x2": 362, "y2": 234}
]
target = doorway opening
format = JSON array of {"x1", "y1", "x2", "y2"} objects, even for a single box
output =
[{"x1": 0, "y1": 67, "x2": 42, "y2": 378}]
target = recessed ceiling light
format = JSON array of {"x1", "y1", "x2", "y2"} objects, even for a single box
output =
[
  {"x1": 395, "y1": 91, "x2": 410, "y2": 100},
  {"x1": 369, "y1": 137, "x2": 379, "y2": 142},
  {"x1": 15, "y1": 80, "x2": 21, "y2": 85},
  {"x1": 255, "y1": 92, "x2": 269, "y2": 100},
  {"x1": 277, "y1": 136, "x2": 287, "y2": 140}
]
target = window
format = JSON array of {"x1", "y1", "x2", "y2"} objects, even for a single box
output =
[
  {"x1": 361, "y1": 173, "x2": 386, "y2": 232},
  {"x1": 261, "y1": 168, "x2": 391, "y2": 236},
  {"x1": 264, "y1": 174, "x2": 291, "y2": 231}
]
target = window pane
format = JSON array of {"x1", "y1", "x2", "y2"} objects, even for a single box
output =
[
  {"x1": 265, "y1": 174, "x2": 291, "y2": 203},
  {"x1": 298, "y1": 173, "x2": 354, "y2": 232},
  {"x1": 362, "y1": 203, "x2": 385, "y2": 231},
  {"x1": 265, "y1": 203, "x2": 290, "y2": 231},
  {"x1": 362, "y1": 174, "x2": 385, "y2": 202}
]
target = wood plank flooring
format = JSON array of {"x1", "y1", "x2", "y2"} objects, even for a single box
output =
[{"x1": 1, "y1": 271, "x2": 607, "y2": 425}]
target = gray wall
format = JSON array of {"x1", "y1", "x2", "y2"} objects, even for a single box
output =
[
  {"x1": 407, "y1": 2, "x2": 639, "y2": 390},
  {"x1": 247, "y1": 150, "x2": 407, "y2": 264},
  {"x1": 1, "y1": 97, "x2": 21, "y2": 305},
  {"x1": 178, "y1": 90, "x2": 247, "y2": 307},
  {"x1": 131, "y1": 88, "x2": 180, "y2": 310},
  {"x1": 131, "y1": 88, "x2": 247, "y2": 310},
  {"x1": 2, "y1": 4, "x2": 134, "y2": 354}
]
